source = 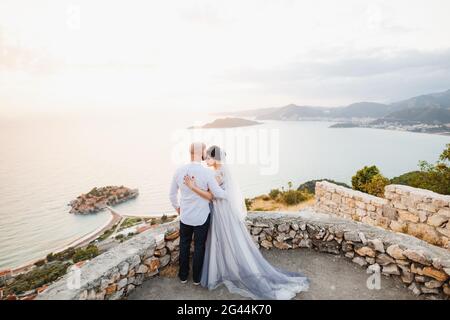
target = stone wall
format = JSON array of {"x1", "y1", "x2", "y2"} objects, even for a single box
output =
[
  {"x1": 315, "y1": 181, "x2": 450, "y2": 249},
  {"x1": 246, "y1": 211, "x2": 450, "y2": 298},
  {"x1": 36, "y1": 220, "x2": 180, "y2": 300},
  {"x1": 37, "y1": 211, "x2": 450, "y2": 299}
]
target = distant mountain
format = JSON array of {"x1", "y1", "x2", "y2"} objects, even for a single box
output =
[
  {"x1": 256, "y1": 104, "x2": 330, "y2": 120},
  {"x1": 225, "y1": 89, "x2": 450, "y2": 124},
  {"x1": 390, "y1": 89, "x2": 450, "y2": 110},
  {"x1": 254, "y1": 102, "x2": 393, "y2": 121},
  {"x1": 214, "y1": 107, "x2": 278, "y2": 118},
  {"x1": 331, "y1": 102, "x2": 391, "y2": 118},
  {"x1": 383, "y1": 106, "x2": 450, "y2": 124},
  {"x1": 381, "y1": 89, "x2": 450, "y2": 124},
  {"x1": 189, "y1": 117, "x2": 261, "y2": 129}
]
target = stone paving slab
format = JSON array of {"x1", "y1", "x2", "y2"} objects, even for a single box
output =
[{"x1": 128, "y1": 249, "x2": 423, "y2": 300}]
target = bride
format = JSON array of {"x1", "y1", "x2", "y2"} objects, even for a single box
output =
[{"x1": 183, "y1": 145, "x2": 309, "y2": 300}]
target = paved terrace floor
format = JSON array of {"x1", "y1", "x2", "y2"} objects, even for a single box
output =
[{"x1": 128, "y1": 249, "x2": 422, "y2": 300}]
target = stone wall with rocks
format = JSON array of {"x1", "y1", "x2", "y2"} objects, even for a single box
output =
[
  {"x1": 36, "y1": 210, "x2": 450, "y2": 300},
  {"x1": 36, "y1": 220, "x2": 180, "y2": 300},
  {"x1": 315, "y1": 181, "x2": 450, "y2": 249},
  {"x1": 247, "y1": 211, "x2": 450, "y2": 299}
]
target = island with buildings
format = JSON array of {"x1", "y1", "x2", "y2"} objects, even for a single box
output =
[{"x1": 69, "y1": 186, "x2": 139, "y2": 214}]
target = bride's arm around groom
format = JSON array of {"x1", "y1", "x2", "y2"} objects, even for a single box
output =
[{"x1": 168, "y1": 165, "x2": 226, "y2": 217}]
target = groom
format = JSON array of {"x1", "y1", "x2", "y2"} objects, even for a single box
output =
[{"x1": 169, "y1": 142, "x2": 226, "y2": 285}]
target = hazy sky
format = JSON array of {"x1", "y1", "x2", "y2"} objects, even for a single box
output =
[{"x1": 1, "y1": 0, "x2": 450, "y2": 117}]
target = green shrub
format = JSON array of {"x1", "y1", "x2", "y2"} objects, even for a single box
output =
[
  {"x1": 97, "y1": 228, "x2": 114, "y2": 241},
  {"x1": 248, "y1": 182, "x2": 316, "y2": 210},
  {"x1": 245, "y1": 198, "x2": 253, "y2": 211},
  {"x1": 34, "y1": 259, "x2": 46, "y2": 267},
  {"x1": 281, "y1": 190, "x2": 312, "y2": 206},
  {"x1": 365, "y1": 174, "x2": 390, "y2": 197},
  {"x1": 72, "y1": 245, "x2": 99, "y2": 263},
  {"x1": 441, "y1": 143, "x2": 450, "y2": 161},
  {"x1": 352, "y1": 165, "x2": 381, "y2": 193},
  {"x1": 391, "y1": 144, "x2": 449, "y2": 195},
  {"x1": 4, "y1": 262, "x2": 70, "y2": 295},
  {"x1": 46, "y1": 252, "x2": 55, "y2": 262},
  {"x1": 119, "y1": 217, "x2": 142, "y2": 230},
  {"x1": 269, "y1": 189, "x2": 281, "y2": 200},
  {"x1": 46, "y1": 247, "x2": 75, "y2": 262},
  {"x1": 281, "y1": 190, "x2": 299, "y2": 205},
  {"x1": 351, "y1": 165, "x2": 390, "y2": 196},
  {"x1": 161, "y1": 214, "x2": 168, "y2": 223},
  {"x1": 390, "y1": 171, "x2": 428, "y2": 186}
]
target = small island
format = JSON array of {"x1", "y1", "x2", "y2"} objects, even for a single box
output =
[
  {"x1": 189, "y1": 117, "x2": 261, "y2": 129},
  {"x1": 69, "y1": 186, "x2": 139, "y2": 214},
  {"x1": 329, "y1": 122, "x2": 360, "y2": 128}
]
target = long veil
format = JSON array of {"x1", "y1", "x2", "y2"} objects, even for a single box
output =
[
  {"x1": 219, "y1": 149, "x2": 247, "y2": 221},
  {"x1": 202, "y1": 148, "x2": 309, "y2": 299}
]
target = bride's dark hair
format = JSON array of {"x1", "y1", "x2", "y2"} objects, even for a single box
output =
[{"x1": 206, "y1": 145, "x2": 223, "y2": 161}]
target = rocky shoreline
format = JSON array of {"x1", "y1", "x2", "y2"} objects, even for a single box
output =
[{"x1": 69, "y1": 186, "x2": 139, "y2": 214}]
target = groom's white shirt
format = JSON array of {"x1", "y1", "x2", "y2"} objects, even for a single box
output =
[{"x1": 169, "y1": 162, "x2": 226, "y2": 226}]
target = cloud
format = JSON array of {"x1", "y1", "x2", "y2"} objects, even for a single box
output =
[
  {"x1": 365, "y1": 2, "x2": 415, "y2": 34},
  {"x1": 219, "y1": 48, "x2": 450, "y2": 105},
  {"x1": 306, "y1": 49, "x2": 450, "y2": 78},
  {"x1": 228, "y1": 48, "x2": 450, "y2": 80},
  {"x1": 177, "y1": 2, "x2": 236, "y2": 27},
  {"x1": 1, "y1": 1, "x2": 450, "y2": 113}
]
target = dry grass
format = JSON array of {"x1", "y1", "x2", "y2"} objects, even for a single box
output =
[{"x1": 249, "y1": 196, "x2": 315, "y2": 212}]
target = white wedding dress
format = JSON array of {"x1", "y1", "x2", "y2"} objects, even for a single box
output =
[{"x1": 200, "y1": 153, "x2": 309, "y2": 300}]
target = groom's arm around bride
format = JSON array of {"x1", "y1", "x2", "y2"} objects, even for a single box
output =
[{"x1": 168, "y1": 142, "x2": 226, "y2": 284}]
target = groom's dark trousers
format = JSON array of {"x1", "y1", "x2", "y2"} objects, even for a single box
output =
[{"x1": 179, "y1": 213, "x2": 211, "y2": 283}]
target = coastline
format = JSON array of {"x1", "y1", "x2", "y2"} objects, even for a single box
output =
[
  {"x1": 332, "y1": 123, "x2": 450, "y2": 136},
  {"x1": 8, "y1": 209, "x2": 121, "y2": 275},
  {"x1": 236, "y1": 118, "x2": 450, "y2": 136},
  {"x1": 6, "y1": 208, "x2": 176, "y2": 275},
  {"x1": 58, "y1": 208, "x2": 121, "y2": 251}
]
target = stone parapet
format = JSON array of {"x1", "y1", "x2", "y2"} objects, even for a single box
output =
[
  {"x1": 315, "y1": 181, "x2": 450, "y2": 249},
  {"x1": 246, "y1": 211, "x2": 450, "y2": 298},
  {"x1": 37, "y1": 220, "x2": 180, "y2": 300}
]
